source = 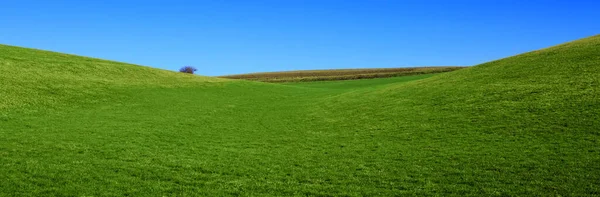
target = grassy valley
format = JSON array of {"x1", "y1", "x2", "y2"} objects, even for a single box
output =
[{"x1": 0, "y1": 35, "x2": 599, "y2": 196}]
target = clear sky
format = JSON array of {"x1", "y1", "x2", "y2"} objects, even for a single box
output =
[{"x1": 2, "y1": 0, "x2": 599, "y2": 76}]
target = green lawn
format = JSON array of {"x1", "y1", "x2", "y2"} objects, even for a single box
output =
[{"x1": 1, "y1": 35, "x2": 599, "y2": 196}]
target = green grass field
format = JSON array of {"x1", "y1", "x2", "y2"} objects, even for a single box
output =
[{"x1": 1, "y1": 35, "x2": 599, "y2": 196}]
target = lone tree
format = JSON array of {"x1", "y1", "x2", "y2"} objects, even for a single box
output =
[{"x1": 179, "y1": 66, "x2": 197, "y2": 74}]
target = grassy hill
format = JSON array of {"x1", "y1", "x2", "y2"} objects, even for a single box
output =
[
  {"x1": 219, "y1": 66, "x2": 464, "y2": 82},
  {"x1": 1, "y1": 35, "x2": 599, "y2": 196},
  {"x1": 0, "y1": 45, "x2": 225, "y2": 113}
]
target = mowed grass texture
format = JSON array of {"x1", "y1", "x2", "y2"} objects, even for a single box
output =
[
  {"x1": 219, "y1": 66, "x2": 463, "y2": 82},
  {"x1": 1, "y1": 35, "x2": 599, "y2": 196}
]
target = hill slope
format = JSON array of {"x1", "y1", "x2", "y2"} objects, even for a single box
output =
[
  {"x1": 315, "y1": 35, "x2": 600, "y2": 194},
  {"x1": 326, "y1": 34, "x2": 599, "y2": 131},
  {"x1": 1, "y1": 35, "x2": 599, "y2": 196},
  {"x1": 0, "y1": 44, "x2": 224, "y2": 112}
]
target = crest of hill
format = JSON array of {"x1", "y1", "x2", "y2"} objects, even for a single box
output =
[
  {"x1": 392, "y1": 34, "x2": 600, "y2": 93},
  {"x1": 0, "y1": 44, "x2": 223, "y2": 86},
  {"x1": 0, "y1": 44, "x2": 225, "y2": 111}
]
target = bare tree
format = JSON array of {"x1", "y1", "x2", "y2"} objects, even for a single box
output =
[{"x1": 179, "y1": 66, "x2": 197, "y2": 74}]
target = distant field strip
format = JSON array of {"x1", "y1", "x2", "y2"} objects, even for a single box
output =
[{"x1": 219, "y1": 66, "x2": 465, "y2": 82}]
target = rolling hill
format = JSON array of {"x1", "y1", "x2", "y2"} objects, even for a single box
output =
[{"x1": 0, "y1": 35, "x2": 598, "y2": 196}]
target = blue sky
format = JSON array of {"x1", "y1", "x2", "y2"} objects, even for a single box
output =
[{"x1": 1, "y1": 0, "x2": 599, "y2": 76}]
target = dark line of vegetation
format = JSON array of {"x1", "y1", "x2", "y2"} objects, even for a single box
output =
[{"x1": 219, "y1": 66, "x2": 465, "y2": 82}]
